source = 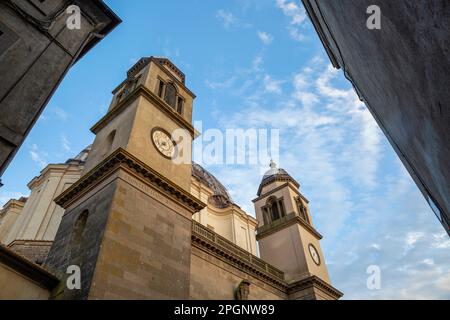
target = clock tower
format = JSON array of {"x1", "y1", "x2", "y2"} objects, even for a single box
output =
[
  {"x1": 253, "y1": 161, "x2": 340, "y2": 300},
  {"x1": 45, "y1": 57, "x2": 205, "y2": 299}
]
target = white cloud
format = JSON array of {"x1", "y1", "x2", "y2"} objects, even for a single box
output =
[
  {"x1": 432, "y1": 232, "x2": 450, "y2": 249},
  {"x1": 257, "y1": 31, "x2": 274, "y2": 45},
  {"x1": 216, "y1": 9, "x2": 237, "y2": 28},
  {"x1": 29, "y1": 144, "x2": 48, "y2": 169},
  {"x1": 61, "y1": 134, "x2": 72, "y2": 153},
  {"x1": 276, "y1": 1, "x2": 308, "y2": 42},
  {"x1": 51, "y1": 106, "x2": 69, "y2": 121},
  {"x1": 406, "y1": 232, "x2": 425, "y2": 247},
  {"x1": 205, "y1": 76, "x2": 238, "y2": 90},
  {"x1": 276, "y1": 0, "x2": 307, "y2": 25},
  {"x1": 252, "y1": 55, "x2": 264, "y2": 72},
  {"x1": 288, "y1": 27, "x2": 306, "y2": 42},
  {"x1": 263, "y1": 75, "x2": 283, "y2": 94},
  {"x1": 422, "y1": 259, "x2": 434, "y2": 266}
]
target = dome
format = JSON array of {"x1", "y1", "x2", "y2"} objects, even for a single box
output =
[
  {"x1": 65, "y1": 145, "x2": 92, "y2": 165},
  {"x1": 192, "y1": 162, "x2": 233, "y2": 208},
  {"x1": 258, "y1": 160, "x2": 299, "y2": 196},
  {"x1": 262, "y1": 160, "x2": 290, "y2": 179}
]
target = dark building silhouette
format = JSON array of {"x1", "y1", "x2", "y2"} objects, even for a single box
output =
[{"x1": 0, "y1": 0, "x2": 121, "y2": 185}]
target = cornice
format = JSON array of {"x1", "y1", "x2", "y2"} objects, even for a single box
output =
[
  {"x1": 54, "y1": 148, "x2": 206, "y2": 213},
  {"x1": 256, "y1": 213, "x2": 323, "y2": 241},
  {"x1": 0, "y1": 199, "x2": 25, "y2": 214},
  {"x1": 257, "y1": 175, "x2": 300, "y2": 197},
  {"x1": 151, "y1": 57, "x2": 186, "y2": 85},
  {"x1": 91, "y1": 85, "x2": 195, "y2": 137},
  {"x1": 253, "y1": 181, "x2": 310, "y2": 204},
  {"x1": 8, "y1": 240, "x2": 53, "y2": 247},
  {"x1": 27, "y1": 163, "x2": 81, "y2": 190},
  {"x1": 116, "y1": 57, "x2": 195, "y2": 98},
  {"x1": 288, "y1": 275, "x2": 343, "y2": 299},
  {"x1": 253, "y1": 182, "x2": 290, "y2": 203}
]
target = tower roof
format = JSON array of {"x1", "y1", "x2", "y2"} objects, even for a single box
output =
[
  {"x1": 127, "y1": 56, "x2": 185, "y2": 83},
  {"x1": 65, "y1": 145, "x2": 92, "y2": 165},
  {"x1": 257, "y1": 161, "x2": 300, "y2": 196}
]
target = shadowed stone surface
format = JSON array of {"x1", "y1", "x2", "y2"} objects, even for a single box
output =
[{"x1": 0, "y1": 0, "x2": 121, "y2": 182}]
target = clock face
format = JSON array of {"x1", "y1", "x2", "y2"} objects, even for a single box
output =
[
  {"x1": 152, "y1": 128, "x2": 176, "y2": 159},
  {"x1": 308, "y1": 244, "x2": 321, "y2": 266}
]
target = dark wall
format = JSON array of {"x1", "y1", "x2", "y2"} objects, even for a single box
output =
[
  {"x1": 303, "y1": 0, "x2": 450, "y2": 234},
  {"x1": 0, "y1": 0, "x2": 120, "y2": 182}
]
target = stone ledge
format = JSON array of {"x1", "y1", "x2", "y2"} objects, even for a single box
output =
[
  {"x1": 256, "y1": 212, "x2": 323, "y2": 240},
  {"x1": 54, "y1": 148, "x2": 206, "y2": 213},
  {"x1": 288, "y1": 275, "x2": 343, "y2": 300}
]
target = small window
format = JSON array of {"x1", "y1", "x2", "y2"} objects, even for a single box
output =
[
  {"x1": 102, "y1": 130, "x2": 116, "y2": 158},
  {"x1": 158, "y1": 80, "x2": 165, "y2": 98},
  {"x1": 264, "y1": 197, "x2": 285, "y2": 224},
  {"x1": 177, "y1": 97, "x2": 184, "y2": 114},
  {"x1": 298, "y1": 201, "x2": 309, "y2": 223},
  {"x1": 262, "y1": 207, "x2": 269, "y2": 225},
  {"x1": 278, "y1": 200, "x2": 286, "y2": 218},
  {"x1": 164, "y1": 83, "x2": 177, "y2": 108}
]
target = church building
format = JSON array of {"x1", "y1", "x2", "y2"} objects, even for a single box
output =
[{"x1": 0, "y1": 57, "x2": 342, "y2": 300}]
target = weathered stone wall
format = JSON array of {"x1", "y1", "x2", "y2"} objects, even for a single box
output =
[
  {"x1": 87, "y1": 171, "x2": 194, "y2": 300},
  {"x1": 45, "y1": 177, "x2": 116, "y2": 300},
  {"x1": 8, "y1": 240, "x2": 52, "y2": 265}
]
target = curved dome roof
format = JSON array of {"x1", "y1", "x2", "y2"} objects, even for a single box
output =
[
  {"x1": 262, "y1": 160, "x2": 290, "y2": 180},
  {"x1": 258, "y1": 160, "x2": 299, "y2": 196},
  {"x1": 65, "y1": 145, "x2": 92, "y2": 164},
  {"x1": 192, "y1": 162, "x2": 233, "y2": 207}
]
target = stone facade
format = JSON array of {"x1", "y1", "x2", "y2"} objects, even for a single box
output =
[
  {"x1": 0, "y1": 56, "x2": 342, "y2": 300},
  {"x1": 4, "y1": 155, "x2": 86, "y2": 246},
  {"x1": 0, "y1": 198, "x2": 26, "y2": 243},
  {"x1": 0, "y1": 0, "x2": 120, "y2": 183},
  {"x1": 8, "y1": 240, "x2": 52, "y2": 265}
]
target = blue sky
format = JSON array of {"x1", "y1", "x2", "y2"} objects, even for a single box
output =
[{"x1": 1, "y1": 0, "x2": 449, "y2": 299}]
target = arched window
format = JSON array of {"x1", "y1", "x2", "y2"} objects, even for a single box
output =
[
  {"x1": 70, "y1": 210, "x2": 89, "y2": 252},
  {"x1": 164, "y1": 83, "x2": 177, "y2": 108},
  {"x1": 157, "y1": 80, "x2": 165, "y2": 98},
  {"x1": 265, "y1": 197, "x2": 285, "y2": 223},
  {"x1": 101, "y1": 130, "x2": 116, "y2": 158},
  {"x1": 297, "y1": 200, "x2": 309, "y2": 223},
  {"x1": 177, "y1": 97, "x2": 184, "y2": 114},
  {"x1": 270, "y1": 199, "x2": 280, "y2": 221}
]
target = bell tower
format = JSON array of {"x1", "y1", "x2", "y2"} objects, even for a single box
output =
[
  {"x1": 253, "y1": 161, "x2": 341, "y2": 300},
  {"x1": 45, "y1": 57, "x2": 205, "y2": 299}
]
